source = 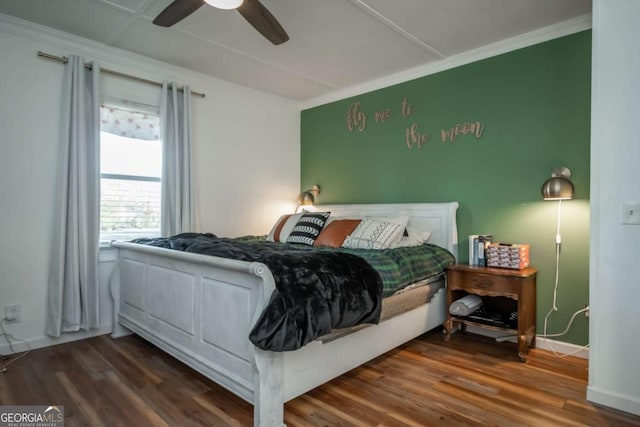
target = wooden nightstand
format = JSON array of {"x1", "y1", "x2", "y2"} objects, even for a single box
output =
[{"x1": 443, "y1": 263, "x2": 537, "y2": 361}]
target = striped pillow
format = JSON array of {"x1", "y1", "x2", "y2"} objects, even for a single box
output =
[{"x1": 286, "y1": 211, "x2": 331, "y2": 246}]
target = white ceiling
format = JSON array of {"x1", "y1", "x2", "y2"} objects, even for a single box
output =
[{"x1": 0, "y1": 0, "x2": 592, "y2": 102}]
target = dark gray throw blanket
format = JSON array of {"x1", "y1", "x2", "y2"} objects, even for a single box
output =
[{"x1": 132, "y1": 233, "x2": 383, "y2": 352}]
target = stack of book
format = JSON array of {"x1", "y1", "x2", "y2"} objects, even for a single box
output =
[
  {"x1": 469, "y1": 234, "x2": 492, "y2": 266},
  {"x1": 486, "y1": 243, "x2": 530, "y2": 269}
]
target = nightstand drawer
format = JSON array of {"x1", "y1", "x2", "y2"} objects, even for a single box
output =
[{"x1": 447, "y1": 269, "x2": 519, "y2": 298}]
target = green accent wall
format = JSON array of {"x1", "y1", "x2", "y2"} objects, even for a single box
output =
[{"x1": 301, "y1": 31, "x2": 591, "y2": 345}]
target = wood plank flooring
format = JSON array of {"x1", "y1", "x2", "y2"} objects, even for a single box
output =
[{"x1": 1, "y1": 330, "x2": 639, "y2": 426}]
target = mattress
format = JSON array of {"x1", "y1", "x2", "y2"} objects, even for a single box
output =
[
  {"x1": 319, "y1": 274, "x2": 445, "y2": 343},
  {"x1": 381, "y1": 274, "x2": 444, "y2": 320}
]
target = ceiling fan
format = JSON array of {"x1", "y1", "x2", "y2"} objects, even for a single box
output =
[{"x1": 153, "y1": 0, "x2": 289, "y2": 45}]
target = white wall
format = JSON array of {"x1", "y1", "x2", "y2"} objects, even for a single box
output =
[
  {"x1": 588, "y1": 0, "x2": 640, "y2": 416},
  {"x1": 0, "y1": 15, "x2": 300, "y2": 352}
]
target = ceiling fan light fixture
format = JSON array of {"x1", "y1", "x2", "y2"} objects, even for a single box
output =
[
  {"x1": 154, "y1": 0, "x2": 288, "y2": 45},
  {"x1": 204, "y1": 0, "x2": 244, "y2": 9}
]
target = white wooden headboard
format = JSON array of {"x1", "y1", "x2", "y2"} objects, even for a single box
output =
[{"x1": 313, "y1": 202, "x2": 459, "y2": 260}]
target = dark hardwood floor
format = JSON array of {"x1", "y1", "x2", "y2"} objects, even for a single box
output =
[{"x1": 1, "y1": 330, "x2": 639, "y2": 426}]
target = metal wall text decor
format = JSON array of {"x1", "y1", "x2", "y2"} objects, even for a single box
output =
[{"x1": 346, "y1": 97, "x2": 485, "y2": 150}]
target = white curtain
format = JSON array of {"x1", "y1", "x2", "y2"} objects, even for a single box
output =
[
  {"x1": 160, "y1": 81, "x2": 195, "y2": 236},
  {"x1": 46, "y1": 55, "x2": 101, "y2": 337}
]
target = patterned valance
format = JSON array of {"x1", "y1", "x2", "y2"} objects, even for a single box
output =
[{"x1": 100, "y1": 105, "x2": 160, "y2": 141}]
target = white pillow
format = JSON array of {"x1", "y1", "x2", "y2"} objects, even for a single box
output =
[
  {"x1": 388, "y1": 227, "x2": 432, "y2": 248},
  {"x1": 266, "y1": 213, "x2": 303, "y2": 242},
  {"x1": 342, "y1": 219, "x2": 406, "y2": 250}
]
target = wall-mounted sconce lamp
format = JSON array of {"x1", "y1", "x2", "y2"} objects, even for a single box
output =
[
  {"x1": 297, "y1": 185, "x2": 321, "y2": 206},
  {"x1": 541, "y1": 166, "x2": 574, "y2": 247},
  {"x1": 541, "y1": 167, "x2": 574, "y2": 200},
  {"x1": 540, "y1": 166, "x2": 587, "y2": 349}
]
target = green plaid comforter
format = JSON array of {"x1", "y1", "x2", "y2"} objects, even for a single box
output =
[
  {"x1": 236, "y1": 236, "x2": 455, "y2": 297},
  {"x1": 337, "y1": 244, "x2": 455, "y2": 297}
]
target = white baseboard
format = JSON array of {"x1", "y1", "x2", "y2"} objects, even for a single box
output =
[
  {"x1": 461, "y1": 325, "x2": 589, "y2": 359},
  {"x1": 587, "y1": 386, "x2": 640, "y2": 417},
  {"x1": 535, "y1": 336, "x2": 589, "y2": 359},
  {"x1": 0, "y1": 325, "x2": 113, "y2": 355}
]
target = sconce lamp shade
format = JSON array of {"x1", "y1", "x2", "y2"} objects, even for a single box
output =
[
  {"x1": 298, "y1": 185, "x2": 321, "y2": 205},
  {"x1": 541, "y1": 167, "x2": 574, "y2": 200},
  {"x1": 298, "y1": 191, "x2": 315, "y2": 205}
]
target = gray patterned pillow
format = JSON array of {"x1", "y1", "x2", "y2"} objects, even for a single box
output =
[
  {"x1": 286, "y1": 211, "x2": 331, "y2": 246},
  {"x1": 342, "y1": 218, "x2": 405, "y2": 249}
]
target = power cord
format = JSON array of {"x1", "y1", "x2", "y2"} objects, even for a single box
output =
[
  {"x1": 539, "y1": 200, "x2": 589, "y2": 358},
  {"x1": 0, "y1": 318, "x2": 31, "y2": 373},
  {"x1": 541, "y1": 307, "x2": 590, "y2": 358}
]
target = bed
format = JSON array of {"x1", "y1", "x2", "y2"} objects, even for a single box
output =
[{"x1": 109, "y1": 202, "x2": 458, "y2": 426}]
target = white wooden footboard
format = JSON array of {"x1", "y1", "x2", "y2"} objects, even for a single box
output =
[{"x1": 110, "y1": 242, "x2": 285, "y2": 426}]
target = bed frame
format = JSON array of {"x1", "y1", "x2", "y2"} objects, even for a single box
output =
[{"x1": 110, "y1": 202, "x2": 458, "y2": 426}]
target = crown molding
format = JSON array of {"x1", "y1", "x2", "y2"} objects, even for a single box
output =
[
  {"x1": 300, "y1": 14, "x2": 592, "y2": 110},
  {"x1": 0, "y1": 11, "x2": 592, "y2": 111}
]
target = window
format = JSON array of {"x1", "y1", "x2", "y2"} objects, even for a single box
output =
[{"x1": 100, "y1": 105, "x2": 162, "y2": 241}]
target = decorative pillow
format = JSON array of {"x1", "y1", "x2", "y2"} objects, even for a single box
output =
[
  {"x1": 342, "y1": 219, "x2": 406, "y2": 250},
  {"x1": 389, "y1": 228, "x2": 432, "y2": 248},
  {"x1": 266, "y1": 213, "x2": 303, "y2": 242},
  {"x1": 285, "y1": 211, "x2": 331, "y2": 246},
  {"x1": 314, "y1": 219, "x2": 362, "y2": 248}
]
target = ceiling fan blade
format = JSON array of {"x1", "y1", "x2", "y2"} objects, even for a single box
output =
[
  {"x1": 237, "y1": 0, "x2": 289, "y2": 45},
  {"x1": 153, "y1": 0, "x2": 205, "y2": 27}
]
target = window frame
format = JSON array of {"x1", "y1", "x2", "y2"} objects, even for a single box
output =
[{"x1": 99, "y1": 103, "x2": 162, "y2": 243}]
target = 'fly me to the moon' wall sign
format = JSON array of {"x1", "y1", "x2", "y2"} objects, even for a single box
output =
[{"x1": 346, "y1": 97, "x2": 485, "y2": 150}]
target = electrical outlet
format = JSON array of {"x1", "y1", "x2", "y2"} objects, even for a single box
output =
[{"x1": 4, "y1": 304, "x2": 21, "y2": 323}]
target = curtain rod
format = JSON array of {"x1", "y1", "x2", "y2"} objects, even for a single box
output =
[{"x1": 37, "y1": 51, "x2": 205, "y2": 98}]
